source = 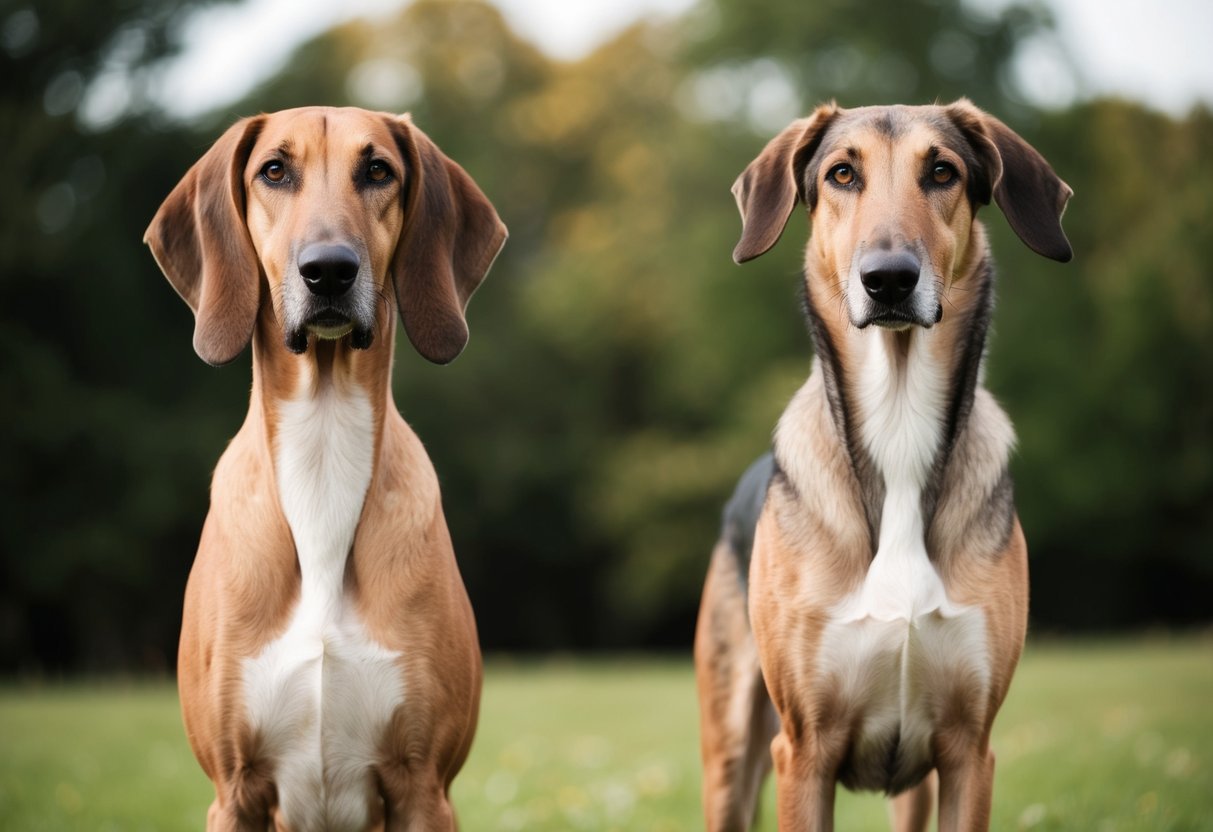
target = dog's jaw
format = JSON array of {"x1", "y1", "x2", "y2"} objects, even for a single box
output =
[{"x1": 283, "y1": 326, "x2": 376, "y2": 354}]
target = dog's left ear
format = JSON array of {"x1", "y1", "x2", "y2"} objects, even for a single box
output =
[
  {"x1": 948, "y1": 100, "x2": 1073, "y2": 263},
  {"x1": 386, "y1": 115, "x2": 508, "y2": 365}
]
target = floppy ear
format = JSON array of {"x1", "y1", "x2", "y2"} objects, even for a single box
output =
[
  {"x1": 731, "y1": 103, "x2": 838, "y2": 264},
  {"x1": 144, "y1": 116, "x2": 265, "y2": 366},
  {"x1": 947, "y1": 100, "x2": 1073, "y2": 263},
  {"x1": 386, "y1": 115, "x2": 508, "y2": 365}
]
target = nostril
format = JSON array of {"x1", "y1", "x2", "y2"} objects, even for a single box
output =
[{"x1": 300, "y1": 261, "x2": 323, "y2": 284}]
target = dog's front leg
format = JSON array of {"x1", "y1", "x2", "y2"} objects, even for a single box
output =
[
  {"x1": 771, "y1": 730, "x2": 838, "y2": 831},
  {"x1": 936, "y1": 747, "x2": 995, "y2": 832},
  {"x1": 889, "y1": 770, "x2": 936, "y2": 832},
  {"x1": 205, "y1": 798, "x2": 272, "y2": 832},
  {"x1": 380, "y1": 765, "x2": 458, "y2": 832}
]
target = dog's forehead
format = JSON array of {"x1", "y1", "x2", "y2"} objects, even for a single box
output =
[
  {"x1": 250, "y1": 107, "x2": 401, "y2": 161},
  {"x1": 818, "y1": 105, "x2": 969, "y2": 159}
]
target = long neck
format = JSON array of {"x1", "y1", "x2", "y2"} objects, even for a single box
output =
[
  {"x1": 251, "y1": 303, "x2": 397, "y2": 591},
  {"x1": 803, "y1": 250, "x2": 996, "y2": 554},
  {"x1": 252, "y1": 301, "x2": 396, "y2": 428}
]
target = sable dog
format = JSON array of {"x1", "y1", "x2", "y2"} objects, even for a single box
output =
[
  {"x1": 694, "y1": 100, "x2": 1072, "y2": 831},
  {"x1": 145, "y1": 107, "x2": 506, "y2": 831}
]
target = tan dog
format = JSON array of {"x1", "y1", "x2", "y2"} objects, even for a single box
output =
[
  {"x1": 145, "y1": 107, "x2": 506, "y2": 831},
  {"x1": 694, "y1": 101, "x2": 1072, "y2": 831}
]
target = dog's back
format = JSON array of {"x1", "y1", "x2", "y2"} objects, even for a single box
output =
[{"x1": 720, "y1": 452, "x2": 776, "y2": 594}]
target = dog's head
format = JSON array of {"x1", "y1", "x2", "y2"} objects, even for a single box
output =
[
  {"x1": 145, "y1": 107, "x2": 507, "y2": 365},
  {"x1": 731, "y1": 100, "x2": 1071, "y2": 330}
]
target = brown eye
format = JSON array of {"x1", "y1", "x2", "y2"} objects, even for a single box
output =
[
  {"x1": 367, "y1": 160, "x2": 391, "y2": 183},
  {"x1": 932, "y1": 162, "x2": 957, "y2": 185},
  {"x1": 829, "y1": 164, "x2": 855, "y2": 186},
  {"x1": 261, "y1": 161, "x2": 286, "y2": 184}
]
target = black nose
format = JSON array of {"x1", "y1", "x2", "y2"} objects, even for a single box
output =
[
  {"x1": 860, "y1": 250, "x2": 920, "y2": 306},
  {"x1": 298, "y1": 243, "x2": 359, "y2": 297}
]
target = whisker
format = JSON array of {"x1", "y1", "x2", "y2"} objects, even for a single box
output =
[{"x1": 373, "y1": 288, "x2": 395, "y2": 338}]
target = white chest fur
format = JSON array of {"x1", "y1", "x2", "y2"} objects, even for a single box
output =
[
  {"x1": 816, "y1": 332, "x2": 990, "y2": 790},
  {"x1": 241, "y1": 374, "x2": 405, "y2": 831}
]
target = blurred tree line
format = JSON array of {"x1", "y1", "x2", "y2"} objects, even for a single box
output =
[{"x1": 2, "y1": 0, "x2": 1209, "y2": 672}]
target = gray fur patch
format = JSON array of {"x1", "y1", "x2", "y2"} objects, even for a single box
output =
[{"x1": 722, "y1": 452, "x2": 777, "y2": 594}]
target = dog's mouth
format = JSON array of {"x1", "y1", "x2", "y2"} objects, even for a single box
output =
[
  {"x1": 856, "y1": 303, "x2": 944, "y2": 331},
  {"x1": 307, "y1": 309, "x2": 354, "y2": 337},
  {"x1": 284, "y1": 309, "x2": 375, "y2": 354}
]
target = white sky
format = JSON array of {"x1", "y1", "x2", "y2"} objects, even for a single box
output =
[
  {"x1": 152, "y1": 0, "x2": 1213, "y2": 120},
  {"x1": 1048, "y1": 0, "x2": 1213, "y2": 114}
]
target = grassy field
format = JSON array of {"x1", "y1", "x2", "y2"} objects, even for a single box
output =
[{"x1": 1, "y1": 636, "x2": 1209, "y2": 831}]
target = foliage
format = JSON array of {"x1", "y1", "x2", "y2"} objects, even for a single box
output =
[
  {"x1": 2, "y1": 637, "x2": 1211, "y2": 828},
  {"x1": 993, "y1": 101, "x2": 1213, "y2": 629},
  {"x1": 0, "y1": 0, "x2": 247, "y2": 670},
  {"x1": 1, "y1": 0, "x2": 1210, "y2": 669}
]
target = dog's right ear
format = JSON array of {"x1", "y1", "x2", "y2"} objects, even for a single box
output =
[
  {"x1": 731, "y1": 103, "x2": 838, "y2": 264},
  {"x1": 144, "y1": 116, "x2": 265, "y2": 366}
]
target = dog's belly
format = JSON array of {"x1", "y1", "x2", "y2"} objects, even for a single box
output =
[
  {"x1": 814, "y1": 539, "x2": 990, "y2": 794},
  {"x1": 242, "y1": 596, "x2": 404, "y2": 831}
]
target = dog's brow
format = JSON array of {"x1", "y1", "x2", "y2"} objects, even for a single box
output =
[
  {"x1": 842, "y1": 146, "x2": 860, "y2": 161},
  {"x1": 814, "y1": 144, "x2": 860, "y2": 178},
  {"x1": 924, "y1": 119, "x2": 972, "y2": 160}
]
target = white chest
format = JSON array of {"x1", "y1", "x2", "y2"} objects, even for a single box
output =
[
  {"x1": 241, "y1": 380, "x2": 405, "y2": 831},
  {"x1": 815, "y1": 333, "x2": 990, "y2": 790}
]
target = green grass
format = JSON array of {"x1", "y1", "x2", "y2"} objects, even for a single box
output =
[{"x1": 2, "y1": 636, "x2": 1210, "y2": 830}]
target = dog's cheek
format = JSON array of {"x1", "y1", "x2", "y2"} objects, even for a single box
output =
[{"x1": 943, "y1": 205, "x2": 975, "y2": 283}]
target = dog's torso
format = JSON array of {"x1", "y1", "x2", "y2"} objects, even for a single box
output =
[
  {"x1": 750, "y1": 328, "x2": 1026, "y2": 794},
  {"x1": 241, "y1": 368, "x2": 397, "y2": 829},
  {"x1": 178, "y1": 351, "x2": 481, "y2": 830}
]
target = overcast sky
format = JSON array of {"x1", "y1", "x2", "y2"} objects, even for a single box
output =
[{"x1": 153, "y1": 0, "x2": 1213, "y2": 119}]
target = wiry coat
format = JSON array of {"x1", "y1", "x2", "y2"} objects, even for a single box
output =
[{"x1": 695, "y1": 100, "x2": 1072, "y2": 832}]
